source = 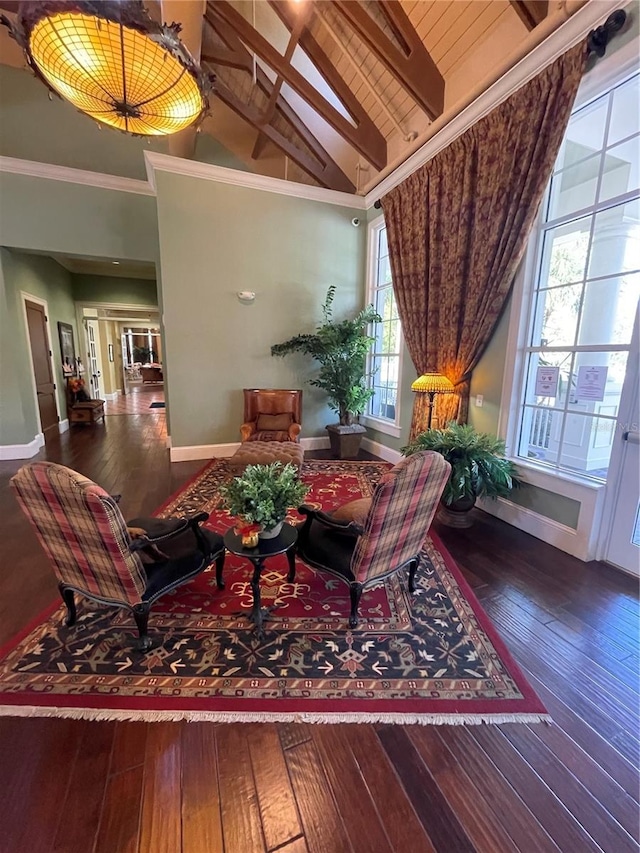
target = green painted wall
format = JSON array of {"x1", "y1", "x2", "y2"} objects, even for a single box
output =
[
  {"x1": 72, "y1": 275, "x2": 158, "y2": 306},
  {"x1": 0, "y1": 249, "x2": 78, "y2": 443},
  {"x1": 508, "y1": 482, "x2": 581, "y2": 529},
  {"x1": 0, "y1": 172, "x2": 159, "y2": 446},
  {"x1": 0, "y1": 173, "x2": 159, "y2": 261},
  {"x1": 0, "y1": 64, "x2": 249, "y2": 180},
  {"x1": 155, "y1": 171, "x2": 366, "y2": 448},
  {"x1": 468, "y1": 296, "x2": 511, "y2": 436}
]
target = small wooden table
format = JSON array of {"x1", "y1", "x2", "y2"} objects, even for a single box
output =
[{"x1": 223, "y1": 522, "x2": 298, "y2": 639}]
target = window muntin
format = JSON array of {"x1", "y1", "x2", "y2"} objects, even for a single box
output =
[
  {"x1": 367, "y1": 222, "x2": 402, "y2": 427},
  {"x1": 516, "y1": 71, "x2": 640, "y2": 480}
]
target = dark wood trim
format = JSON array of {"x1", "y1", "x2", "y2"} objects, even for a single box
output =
[
  {"x1": 510, "y1": 0, "x2": 549, "y2": 30},
  {"x1": 207, "y1": 0, "x2": 387, "y2": 170},
  {"x1": 203, "y1": 10, "x2": 356, "y2": 192},
  {"x1": 329, "y1": 0, "x2": 445, "y2": 120}
]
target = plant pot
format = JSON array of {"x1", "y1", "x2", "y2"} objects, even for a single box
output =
[
  {"x1": 258, "y1": 520, "x2": 284, "y2": 539},
  {"x1": 326, "y1": 423, "x2": 366, "y2": 459},
  {"x1": 436, "y1": 496, "x2": 476, "y2": 528}
]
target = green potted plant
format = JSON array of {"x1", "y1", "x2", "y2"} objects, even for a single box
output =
[
  {"x1": 271, "y1": 285, "x2": 382, "y2": 458},
  {"x1": 401, "y1": 422, "x2": 519, "y2": 528},
  {"x1": 218, "y1": 462, "x2": 308, "y2": 540}
]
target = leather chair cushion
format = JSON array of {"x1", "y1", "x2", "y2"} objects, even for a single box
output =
[
  {"x1": 256, "y1": 412, "x2": 293, "y2": 431},
  {"x1": 331, "y1": 498, "x2": 372, "y2": 528}
]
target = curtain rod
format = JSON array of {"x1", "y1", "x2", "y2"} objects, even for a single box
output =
[{"x1": 372, "y1": 8, "x2": 628, "y2": 210}]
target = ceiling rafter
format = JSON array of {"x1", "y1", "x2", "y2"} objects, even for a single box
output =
[
  {"x1": 251, "y1": 2, "x2": 312, "y2": 161},
  {"x1": 202, "y1": 10, "x2": 355, "y2": 193},
  {"x1": 206, "y1": 0, "x2": 386, "y2": 171},
  {"x1": 328, "y1": 0, "x2": 444, "y2": 121},
  {"x1": 509, "y1": 1, "x2": 549, "y2": 31}
]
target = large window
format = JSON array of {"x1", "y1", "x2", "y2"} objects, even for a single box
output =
[
  {"x1": 515, "y1": 71, "x2": 639, "y2": 480},
  {"x1": 366, "y1": 219, "x2": 403, "y2": 434}
]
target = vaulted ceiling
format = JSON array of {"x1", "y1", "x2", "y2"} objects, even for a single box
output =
[{"x1": 0, "y1": 1, "x2": 562, "y2": 193}]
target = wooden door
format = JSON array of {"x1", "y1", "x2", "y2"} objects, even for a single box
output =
[{"x1": 25, "y1": 300, "x2": 58, "y2": 435}]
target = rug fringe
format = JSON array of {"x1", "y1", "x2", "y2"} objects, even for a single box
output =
[{"x1": 0, "y1": 705, "x2": 552, "y2": 726}]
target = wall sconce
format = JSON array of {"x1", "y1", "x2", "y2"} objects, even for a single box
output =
[
  {"x1": 237, "y1": 291, "x2": 256, "y2": 304},
  {"x1": 411, "y1": 373, "x2": 455, "y2": 429}
]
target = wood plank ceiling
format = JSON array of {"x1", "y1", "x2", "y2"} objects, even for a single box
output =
[
  {"x1": 198, "y1": 0, "x2": 542, "y2": 191},
  {"x1": 0, "y1": 0, "x2": 547, "y2": 192}
]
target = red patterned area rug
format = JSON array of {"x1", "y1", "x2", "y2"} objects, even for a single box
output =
[{"x1": 0, "y1": 459, "x2": 548, "y2": 725}]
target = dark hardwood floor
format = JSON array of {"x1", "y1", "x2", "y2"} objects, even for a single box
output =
[{"x1": 0, "y1": 415, "x2": 638, "y2": 853}]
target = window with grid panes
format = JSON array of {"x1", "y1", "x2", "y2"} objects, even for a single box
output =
[
  {"x1": 367, "y1": 221, "x2": 402, "y2": 427},
  {"x1": 515, "y1": 71, "x2": 640, "y2": 480}
]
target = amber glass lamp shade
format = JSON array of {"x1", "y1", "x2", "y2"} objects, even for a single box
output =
[
  {"x1": 411, "y1": 373, "x2": 455, "y2": 430},
  {"x1": 410, "y1": 373, "x2": 455, "y2": 394},
  {"x1": 8, "y1": 2, "x2": 211, "y2": 136}
]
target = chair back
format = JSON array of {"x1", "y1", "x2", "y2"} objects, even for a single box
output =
[
  {"x1": 352, "y1": 451, "x2": 451, "y2": 585},
  {"x1": 243, "y1": 389, "x2": 302, "y2": 424},
  {"x1": 11, "y1": 461, "x2": 146, "y2": 606},
  {"x1": 242, "y1": 388, "x2": 302, "y2": 442}
]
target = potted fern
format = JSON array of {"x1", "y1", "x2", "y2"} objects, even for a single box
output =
[
  {"x1": 401, "y1": 422, "x2": 519, "y2": 527},
  {"x1": 218, "y1": 462, "x2": 308, "y2": 540},
  {"x1": 271, "y1": 286, "x2": 382, "y2": 458}
]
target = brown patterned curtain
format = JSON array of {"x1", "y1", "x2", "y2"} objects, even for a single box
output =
[{"x1": 382, "y1": 43, "x2": 585, "y2": 439}]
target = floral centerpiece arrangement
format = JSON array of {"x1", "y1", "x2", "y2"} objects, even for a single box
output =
[{"x1": 218, "y1": 462, "x2": 308, "y2": 543}]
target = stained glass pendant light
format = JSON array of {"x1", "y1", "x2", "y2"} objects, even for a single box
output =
[{"x1": 1, "y1": 1, "x2": 213, "y2": 136}]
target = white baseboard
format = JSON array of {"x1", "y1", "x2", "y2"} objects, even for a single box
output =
[
  {"x1": 300, "y1": 436, "x2": 330, "y2": 451},
  {"x1": 0, "y1": 432, "x2": 44, "y2": 460},
  {"x1": 59, "y1": 419, "x2": 69, "y2": 434},
  {"x1": 166, "y1": 435, "x2": 172, "y2": 449},
  {"x1": 170, "y1": 442, "x2": 241, "y2": 462},
  {"x1": 478, "y1": 496, "x2": 592, "y2": 561},
  {"x1": 362, "y1": 437, "x2": 401, "y2": 464},
  {"x1": 103, "y1": 391, "x2": 121, "y2": 402},
  {"x1": 169, "y1": 436, "x2": 331, "y2": 463}
]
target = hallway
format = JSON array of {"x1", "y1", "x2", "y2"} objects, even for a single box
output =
[{"x1": 103, "y1": 383, "x2": 165, "y2": 416}]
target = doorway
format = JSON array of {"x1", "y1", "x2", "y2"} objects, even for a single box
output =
[
  {"x1": 85, "y1": 318, "x2": 103, "y2": 400},
  {"x1": 23, "y1": 297, "x2": 59, "y2": 437}
]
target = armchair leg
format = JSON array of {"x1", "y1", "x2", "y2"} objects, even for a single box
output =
[
  {"x1": 349, "y1": 583, "x2": 363, "y2": 629},
  {"x1": 408, "y1": 558, "x2": 419, "y2": 594},
  {"x1": 59, "y1": 584, "x2": 76, "y2": 627},
  {"x1": 215, "y1": 551, "x2": 226, "y2": 590},
  {"x1": 133, "y1": 604, "x2": 153, "y2": 652}
]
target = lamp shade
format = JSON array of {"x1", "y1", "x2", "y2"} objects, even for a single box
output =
[
  {"x1": 5, "y1": 1, "x2": 212, "y2": 136},
  {"x1": 411, "y1": 373, "x2": 455, "y2": 394}
]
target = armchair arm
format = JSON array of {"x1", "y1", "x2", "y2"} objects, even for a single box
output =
[
  {"x1": 288, "y1": 422, "x2": 302, "y2": 442},
  {"x1": 240, "y1": 422, "x2": 256, "y2": 442}
]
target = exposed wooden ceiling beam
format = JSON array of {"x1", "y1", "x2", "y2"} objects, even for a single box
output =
[
  {"x1": 329, "y1": 0, "x2": 444, "y2": 120},
  {"x1": 509, "y1": 1, "x2": 549, "y2": 31},
  {"x1": 206, "y1": 0, "x2": 386, "y2": 171},
  {"x1": 252, "y1": 2, "x2": 312, "y2": 161},
  {"x1": 213, "y1": 75, "x2": 355, "y2": 193},
  {"x1": 202, "y1": 10, "x2": 355, "y2": 192}
]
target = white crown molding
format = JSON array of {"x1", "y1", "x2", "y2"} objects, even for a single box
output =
[
  {"x1": 364, "y1": 1, "x2": 632, "y2": 208},
  {"x1": 144, "y1": 151, "x2": 366, "y2": 211},
  {"x1": 0, "y1": 156, "x2": 154, "y2": 196}
]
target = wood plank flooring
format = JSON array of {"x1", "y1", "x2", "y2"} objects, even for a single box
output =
[{"x1": 0, "y1": 415, "x2": 638, "y2": 853}]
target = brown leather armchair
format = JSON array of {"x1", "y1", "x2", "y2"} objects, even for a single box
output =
[{"x1": 240, "y1": 388, "x2": 302, "y2": 442}]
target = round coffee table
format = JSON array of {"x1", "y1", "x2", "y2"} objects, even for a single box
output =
[{"x1": 223, "y1": 522, "x2": 298, "y2": 639}]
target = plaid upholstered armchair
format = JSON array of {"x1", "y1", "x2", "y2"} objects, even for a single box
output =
[
  {"x1": 11, "y1": 462, "x2": 225, "y2": 651},
  {"x1": 297, "y1": 452, "x2": 451, "y2": 628}
]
